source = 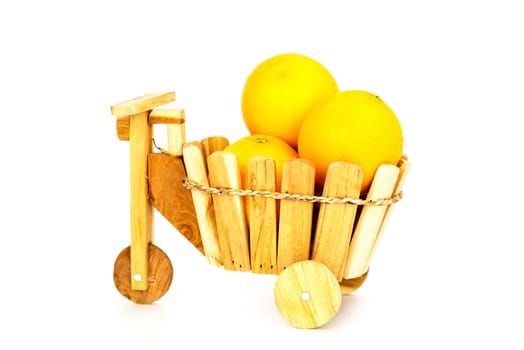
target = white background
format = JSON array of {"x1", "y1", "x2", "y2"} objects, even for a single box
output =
[{"x1": 1, "y1": 0, "x2": 523, "y2": 348}]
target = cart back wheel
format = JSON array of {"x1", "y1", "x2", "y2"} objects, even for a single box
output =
[
  {"x1": 340, "y1": 270, "x2": 369, "y2": 295},
  {"x1": 113, "y1": 244, "x2": 173, "y2": 304},
  {"x1": 273, "y1": 260, "x2": 342, "y2": 328}
]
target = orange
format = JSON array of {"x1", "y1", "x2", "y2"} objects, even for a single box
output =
[
  {"x1": 297, "y1": 90, "x2": 403, "y2": 193},
  {"x1": 224, "y1": 134, "x2": 298, "y2": 191},
  {"x1": 241, "y1": 53, "x2": 339, "y2": 148}
]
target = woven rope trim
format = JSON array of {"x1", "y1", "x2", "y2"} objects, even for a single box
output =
[
  {"x1": 151, "y1": 141, "x2": 403, "y2": 206},
  {"x1": 182, "y1": 179, "x2": 402, "y2": 206}
]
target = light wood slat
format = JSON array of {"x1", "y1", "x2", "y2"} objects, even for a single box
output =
[
  {"x1": 311, "y1": 162, "x2": 363, "y2": 281},
  {"x1": 201, "y1": 136, "x2": 229, "y2": 174},
  {"x1": 365, "y1": 157, "x2": 411, "y2": 270},
  {"x1": 344, "y1": 164, "x2": 400, "y2": 279},
  {"x1": 201, "y1": 136, "x2": 229, "y2": 158},
  {"x1": 166, "y1": 123, "x2": 185, "y2": 157},
  {"x1": 248, "y1": 157, "x2": 277, "y2": 274},
  {"x1": 182, "y1": 142, "x2": 222, "y2": 266},
  {"x1": 277, "y1": 159, "x2": 315, "y2": 273},
  {"x1": 207, "y1": 151, "x2": 250, "y2": 271}
]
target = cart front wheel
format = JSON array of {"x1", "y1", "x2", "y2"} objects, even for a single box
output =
[
  {"x1": 113, "y1": 244, "x2": 173, "y2": 304},
  {"x1": 274, "y1": 260, "x2": 342, "y2": 329}
]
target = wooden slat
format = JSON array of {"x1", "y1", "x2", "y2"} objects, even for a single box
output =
[
  {"x1": 366, "y1": 157, "x2": 411, "y2": 268},
  {"x1": 248, "y1": 157, "x2": 277, "y2": 274},
  {"x1": 182, "y1": 142, "x2": 222, "y2": 266},
  {"x1": 343, "y1": 164, "x2": 400, "y2": 279},
  {"x1": 201, "y1": 136, "x2": 229, "y2": 158},
  {"x1": 207, "y1": 151, "x2": 250, "y2": 271},
  {"x1": 310, "y1": 162, "x2": 363, "y2": 281},
  {"x1": 277, "y1": 159, "x2": 315, "y2": 272},
  {"x1": 201, "y1": 136, "x2": 229, "y2": 174},
  {"x1": 166, "y1": 122, "x2": 186, "y2": 157}
]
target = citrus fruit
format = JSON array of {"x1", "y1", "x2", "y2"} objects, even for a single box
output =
[
  {"x1": 224, "y1": 134, "x2": 298, "y2": 191},
  {"x1": 241, "y1": 53, "x2": 339, "y2": 148},
  {"x1": 297, "y1": 90, "x2": 403, "y2": 193}
]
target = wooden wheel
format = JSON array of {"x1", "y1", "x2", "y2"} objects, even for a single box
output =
[
  {"x1": 340, "y1": 270, "x2": 369, "y2": 295},
  {"x1": 113, "y1": 244, "x2": 173, "y2": 304},
  {"x1": 274, "y1": 260, "x2": 342, "y2": 329}
]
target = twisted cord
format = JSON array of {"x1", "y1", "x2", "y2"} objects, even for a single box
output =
[
  {"x1": 182, "y1": 179, "x2": 402, "y2": 206},
  {"x1": 151, "y1": 141, "x2": 403, "y2": 206}
]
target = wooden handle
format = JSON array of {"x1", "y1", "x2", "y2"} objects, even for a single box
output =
[
  {"x1": 110, "y1": 91, "x2": 176, "y2": 117},
  {"x1": 182, "y1": 142, "x2": 222, "y2": 266},
  {"x1": 248, "y1": 157, "x2": 277, "y2": 274},
  {"x1": 344, "y1": 164, "x2": 400, "y2": 279},
  {"x1": 116, "y1": 108, "x2": 184, "y2": 142},
  {"x1": 149, "y1": 108, "x2": 185, "y2": 124},
  {"x1": 311, "y1": 161, "x2": 363, "y2": 281},
  {"x1": 277, "y1": 159, "x2": 315, "y2": 272},
  {"x1": 207, "y1": 151, "x2": 250, "y2": 271}
]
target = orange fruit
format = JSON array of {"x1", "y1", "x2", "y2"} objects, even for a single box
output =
[
  {"x1": 297, "y1": 90, "x2": 403, "y2": 193},
  {"x1": 241, "y1": 53, "x2": 339, "y2": 148},
  {"x1": 224, "y1": 134, "x2": 298, "y2": 191}
]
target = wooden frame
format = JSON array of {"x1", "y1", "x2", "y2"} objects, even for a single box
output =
[{"x1": 110, "y1": 92, "x2": 410, "y2": 328}]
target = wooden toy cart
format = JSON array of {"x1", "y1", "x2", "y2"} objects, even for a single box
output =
[{"x1": 110, "y1": 92, "x2": 410, "y2": 329}]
